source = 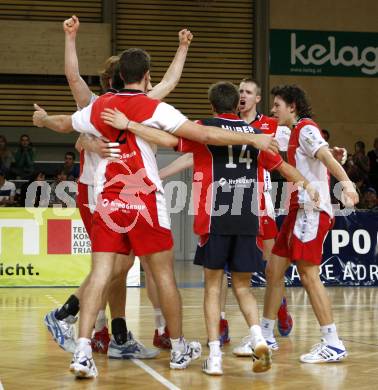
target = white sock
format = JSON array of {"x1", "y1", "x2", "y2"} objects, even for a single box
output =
[
  {"x1": 94, "y1": 310, "x2": 107, "y2": 332},
  {"x1": 220, "y1": 312, "x2": 226, "y2": 320},
  {"x1": 261, "y1": 317, "x2": 275, "y2": 340},
  {"x1": 154, "y1": 308, "x2": 166, "y2": 335},
  {"x1": 170, "y1": 336, "x2": 186, "y2": 353},
  {"x1": 77, "y1": 337, "x2": 92, "y2": 357},
  {"x1": 320, "y1": 323, "x2": 343, "y2": 348},
  {"x1": 208, "y1": 340, "x2": 221, "y2": 357},
  {"x1": 250, "y1": 324, "x2": 263, "y2": 340}
]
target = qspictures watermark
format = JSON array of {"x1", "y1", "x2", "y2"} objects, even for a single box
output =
[{"x1": 0, "y1": 263, "x2": 39, "y2": 276}]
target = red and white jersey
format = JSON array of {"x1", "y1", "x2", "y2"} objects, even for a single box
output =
[
  {"x1": 250, "y1": 114, "x2": 278, "y2": 192},
  {"x1": 275, "y1": 125, "x2": 291, "y2": 152},
  {"x1": 78, "y1": 92, "x2": 103, "y2": 187},
  {"x1": 72, "y1": 89, "x2": 187, "y2": 197},
  {"x1": 287, "y1": 118, "x2": 332, "y2": 216}
]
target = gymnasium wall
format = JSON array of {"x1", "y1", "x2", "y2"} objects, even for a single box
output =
[{"x1": 269, "y1": 0, "x2": 378, "y2": 152}]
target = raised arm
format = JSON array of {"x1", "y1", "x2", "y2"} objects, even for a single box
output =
[
  {"x1": 316, "y1": 146, "x2": 359, "y2": 206},
  {"x1": 101, "y1": 108, "x2": 178, "y2": 148},
  {"x1": 159, "y1": 153, "x2": 193, "y2": 180},
  {"x1": 147, "y1": 29, "x2": 193, "y2": 100},
  {"x1": 33, "y1": 104, "x2": 74, "y2": 133},
  {"x1": 63, "y1": 16, "x2": 93, "y2": 108}
]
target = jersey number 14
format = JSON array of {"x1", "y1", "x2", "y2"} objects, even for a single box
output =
[{"x1": 226, "y1": 145, "x2": 252, "y2": 169}]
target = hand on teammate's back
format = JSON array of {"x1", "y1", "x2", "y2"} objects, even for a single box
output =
[
  {"x1": 252, "y1": 134, "x2": 279, "y2": 154},
  {"x1": 101, "y1": 108, "x2": 129, "y2": 130},
  {"x1": 93, "y1": 137, "x2": 121, "y2": 161}
]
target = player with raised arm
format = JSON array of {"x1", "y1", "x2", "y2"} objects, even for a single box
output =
[
  {"x1": 262, "y1": 84, "x2": 358, "y2": 362},
  {"x1": 43, "y1": 17, "x2": 193, "y2": 374}
]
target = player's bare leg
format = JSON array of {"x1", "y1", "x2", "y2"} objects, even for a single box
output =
[
  {"x1": 141, "y1": 257, "x2": 171, "y2": 349},
  {"x1": 232, "y1": 272, "x2": 271, "y2": 372},
  {"x1": 219, "y1": 273, "x2": 230, "y2": 345},
  {"x1": 202, "y1": 268, "x2": 224, "y2": 375},
  {"x1": 261, "y1": 254, "x2": 290, "y2": 350},
  {"x1": 264, "y1": 238, "x2": 293, "y2": 336},
  {"x1": 70, "y1": 251, "x2": 117, "y2": 378},
  {"x1": 296, "y1": 259, "x2": 347, "y2": 363},
  {"x1": 147, "y1": 249, "x2": 201, "y2": 369}
]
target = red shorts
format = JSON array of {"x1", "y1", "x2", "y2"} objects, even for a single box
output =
[
  {"x1": 91, "y1": 191, "x2": 173, "y2": 256},
  {"x1": 77, "y1": 182, "x2": 94, "y2": 236},
  {"x1": 272, "y1": 208, "x2": 333, "y2": 265},
  {"x1": 257, "y1": 192, "x2": 278, "y2": 250}
]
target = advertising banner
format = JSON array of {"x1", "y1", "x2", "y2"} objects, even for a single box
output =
[
  {"x1": 270, "y1": 29, "x2": 378, "y2": 77},
  {"x1": 252, "y1": 211, "x2": 378, "y2": 287},
  {"x1": 0, "y1": 208, "x2": 140, "y2": 287}
]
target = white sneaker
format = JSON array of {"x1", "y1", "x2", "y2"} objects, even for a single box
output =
[
  {"x1": 233, "y1": 335, "x2": 253, "y2": 357},
  {"x1": 251, "y1": 335, "x2": 272, "y2": 373},
  {"x1": 44, "y1": 309, "x2": 77, "y2": 353},
  {"x1": 300, "y1": 339, "x2": 347, "y2": 364},
  {"x1": 202, "y1": 355, "x2": 223, "y2": 376},
  {"x1": 70, "y1": 351, "x2": 98, "y2": 379},
  {"x1": 266, "y1": 338, "x2": 279, "y2": 351},
  {"x1": 170, "y1": 341, "x2": 202, "y2": 369}
]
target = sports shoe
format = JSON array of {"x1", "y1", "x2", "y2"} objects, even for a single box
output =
[
  {"x1": 277, "y1": 297, "x2": 293, "y2": 336},
  {"x1": 91, "y1": 326, "x2": 110, "y2": 354},
  {"x1": 202, "y1": 355, "x2": 223, "y2": 376},
  {"x1": 251, "y1": 335, "x2": 272, "y2": 373},
  {"x1": 233, "y1": 335, "x2": 253, "y2": 357},
  {"x1": 170, "y1": 341, "x2": 202, "y2": 369},
  {"x1": 44, "y1": 309, "x2": 77, "y2": 353},
  {"x1": 300, "y1": 339, "x2": 347, "y2": 363},
  {"x1": 266, "y1": 338, "x2": 279, "y2": 351},
  {"x1": 70, "y1": 350, "x2": 98, "y2": 379},
  {"x1": 108, "y1": 331, "x2": 159, "y2": 359},
  {"x1": 219, "y1": 319, "x2": 230, "y2": 345},
  {"x1": 153, "y1": 327, "x2": 171, "y2": 349}
]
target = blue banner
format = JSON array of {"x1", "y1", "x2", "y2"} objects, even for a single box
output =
[{"x1": 251, "y1": 211, "x2": 378, "y2": 287}]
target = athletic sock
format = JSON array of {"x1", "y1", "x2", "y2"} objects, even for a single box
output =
[
  {"x1": 154, "y1": 308, "x2": 166, "y2": 335},
  {"x1": 208, "y1": 340, "x2": 221, "y2": 357},
  {"x1": 320, "y1": 323, "x2": 344, "y2": 348},
  {"x1": 261, "y1": 317, "x2": 275, "y2": 340},
  {"x1": 94, "y1": 310, "x2": 107, "y2": 332},
  {"x1": 77, "y1": 337, "x2": 92, "y2": 358},
  {"x1": 250, "y1": 324, "x2": 263, "y2": 340},
  {"x1": 111, "y1": 317, "x2": 128, "y2": 345},
  {"x1": 171, "y1": 336, "x2": 186, "y2": 353},
  {"x1": 55, "y1": 294, "x2": 80, "y2": 320},
  {"x1": 220, "y1": 312, "x2": 226, "y2": 320}
]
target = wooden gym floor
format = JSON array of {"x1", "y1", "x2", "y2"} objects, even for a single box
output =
[{"x1": 0, "y1": 262, "x2": 377, "y2": 390}]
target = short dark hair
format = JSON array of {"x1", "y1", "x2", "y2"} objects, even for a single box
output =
[
  {"x1": 271, "y1": 85, "x2": 312, "y2": 118},
  {"x1": 208, "y1": 82, "x2": 239, "y2": 114},
  {"x1": 355, "y1": 141, "x2": 365, "y2": 150},
  {"x1": 65, "y1": 151, "x2": 75, "y2": 160},
  {"x1": 119, "y1": 48, "x2": 151, "y2": 84},
  {"x1": 240, "y1": 78, "x2": 261, "y2": 95},
  {"x1": 99, "y1": 56, "x2": 124, "y2": 92}
]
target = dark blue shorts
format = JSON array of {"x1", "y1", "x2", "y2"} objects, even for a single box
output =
[{"x1": 194, "y1": 234, "x2": 264, "y2": 273}]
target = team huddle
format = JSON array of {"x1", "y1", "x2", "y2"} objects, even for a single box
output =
[{"x1": 32, "y1": 16, "x2": 358, "y2": 379}]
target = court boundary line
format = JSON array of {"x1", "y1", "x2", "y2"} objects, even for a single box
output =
[{"x1": 131, "y1": 359, "x2": 180, "y2": 390}]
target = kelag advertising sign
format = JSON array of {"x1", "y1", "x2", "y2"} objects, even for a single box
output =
[
  {"x1": 252, "y1": 211, "x2": 378, "y2": 287},
  {"x1": 270, "y1": 29, "x2": 378, "y2": 77}
]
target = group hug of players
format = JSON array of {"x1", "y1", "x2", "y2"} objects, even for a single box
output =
[{"x1": 32, "y1": 16, "x2": 358, "y2": 379}]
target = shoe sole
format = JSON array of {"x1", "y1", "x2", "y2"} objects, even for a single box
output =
[
  {"x1": 203, "y1": 369, "x2": 223, "y2": 376},
  {"x1": 233, "y1": 350, "x2": 253, "y2": 357},
  {"x1": 170, "y1": 362, "x2": 190, "y2": 369},
  {"x1": 70, "y1": 366, "x2": 97, "y2": 379},
  {"x1": 252, "y1": 343, "x2": 272, "y2": 373}
]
